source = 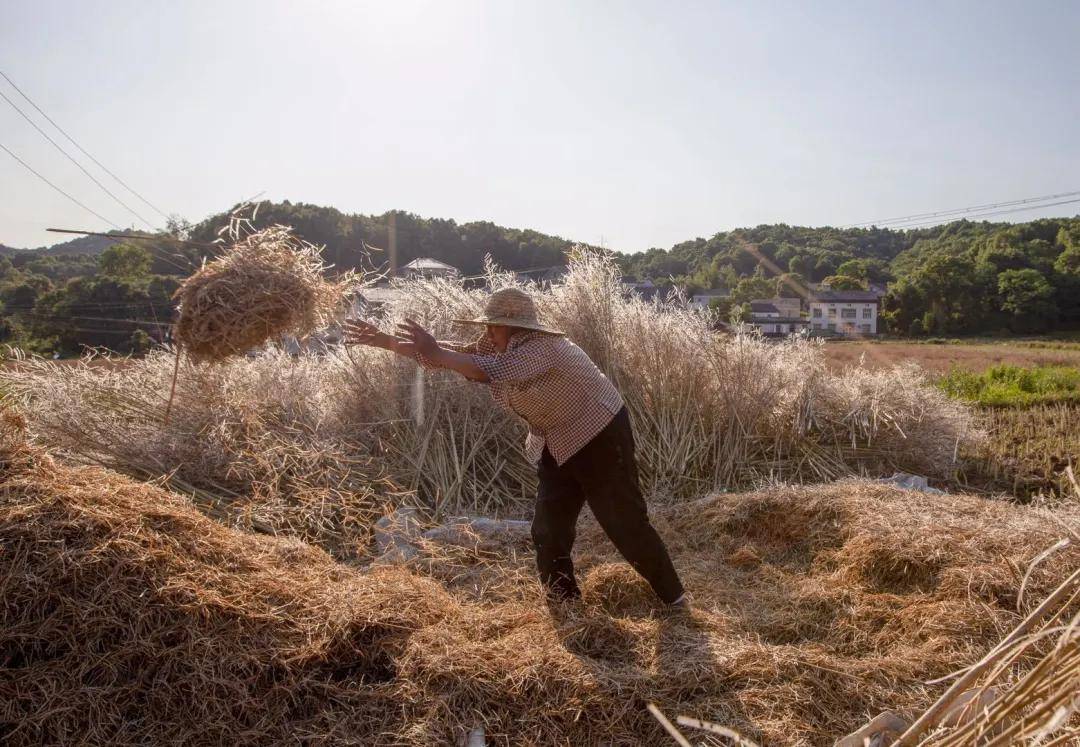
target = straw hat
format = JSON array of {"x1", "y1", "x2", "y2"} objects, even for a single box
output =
[{"x1": 453, "y1": 288, "x2": 564, "y2": 336}]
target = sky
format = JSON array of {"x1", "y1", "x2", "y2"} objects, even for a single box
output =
[{"x1": 1, "y1": 0, "x2": 1078, "y2": 251}]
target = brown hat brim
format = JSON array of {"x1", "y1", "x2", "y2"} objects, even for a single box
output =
[{"x1": 451, "y1": 316, "x2": 565, "y2": 336}]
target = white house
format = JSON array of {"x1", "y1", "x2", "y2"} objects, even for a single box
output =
[
  {"x1": 688, "y1": 289, "x2": 731, "y2": 310},
  {"x1": 746, "y1": 299, "x2": 810, "y2": 336},
  {"x1": 403, "y1": 257, "x2": 460, "y2": 279},
  {"x1": 808, "y1": 291, "x2": 879, "y2": 335}
]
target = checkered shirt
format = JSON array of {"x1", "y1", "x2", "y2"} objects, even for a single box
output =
[{"x1": 419, "y1": 332, "x2": 623, "y2": 465}]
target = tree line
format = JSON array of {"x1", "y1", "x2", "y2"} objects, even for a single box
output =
[
  {"x1": 1, "y1": 201, "x2": 1078, "y2": 355},
  {"x1": 616, "y1": 217, "x2": 1080, "y2": 335}
]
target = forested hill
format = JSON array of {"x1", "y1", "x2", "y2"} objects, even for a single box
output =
[
  {"x1": 184, "y1": 201, "x2": 589, "y2": 277},
  {"x1": 1, "y1": 200, "x2": 1078, "y2": 354},
  {"x1": 619, "y1": 216, "x2": 1080, "y2": 335},
  {"x1": 1, "y1": 233, "x2": 124, "y2": 256},
  {"x1": 184, "y1": 203, "x2": 1079, "y2": 337}
]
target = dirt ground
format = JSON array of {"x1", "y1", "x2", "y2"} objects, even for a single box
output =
[{"x1": 821, "y1": 340, "x2": 1080, "y2": 374}]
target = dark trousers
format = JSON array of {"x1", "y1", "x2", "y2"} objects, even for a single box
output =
[{"x1": 531, "y1": 407, "x2": 685, "y2": 604}]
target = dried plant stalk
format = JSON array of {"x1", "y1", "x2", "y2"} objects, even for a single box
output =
[{"x1": 3, "y1": 410, "x2": 1080, "y2": 745}]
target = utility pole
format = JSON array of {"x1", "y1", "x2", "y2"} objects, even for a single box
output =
[{"x1": 388, "y1": 212, "x2": 398, "y2": 278}]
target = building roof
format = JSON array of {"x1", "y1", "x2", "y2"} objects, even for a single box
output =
[
  {"x1": 750, "y1": 316, "x2": 809, "y2": 324},
  {"x1": 357, "y1": 286, "x2": 401, "y2": 304},
  {"x1": 404, "y1": 257, "x2": 458, "y2": 272},
  {"x1": 692, "y1": 289, "x2": 730, "y2": 298},
  {"x1": 809, "y1": 290, "x2": 880, "y2": 303},
  {"x1": 749, "y1": 301, "x2": 779, "y2": 313}
]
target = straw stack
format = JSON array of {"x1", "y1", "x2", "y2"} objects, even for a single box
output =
[{"x1": 173, "y1": 225, "x2": 352, "y2": 362}]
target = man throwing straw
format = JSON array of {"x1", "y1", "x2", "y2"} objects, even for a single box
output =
[{"x1": 346, "y1": 288, "x2": 687, "y2": 608}]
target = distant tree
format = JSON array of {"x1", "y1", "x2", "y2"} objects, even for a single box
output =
[
  {"x1": 731, "y1": 276, "x2": 775, "y2": 304},
  {"x1": 729, "y1": 303, "x2": 751, "y2": 324},
  {"x1": 98, "y1": 243, "x2": 154, "y2": 280},
  {"x1": 166, "y1": 215, "x2": 193, "y2": 240},
  {"x1": 882, "y1": 280, "x2": 926, "y2": 335},
  {"x1": 997, "y1": 269, "x2": 1057, "y2": 333},
  {"x1": 821, "y1": 275, "x2": 865, "y2": 291},
  {"x1": 129, "y1": 329, "x2": 153, "y2": 355},
  {"x1": 835, "y1": 259, "x2": 866, "y2": 279},
  {"x1": 775, "y1": 272, "x2": 807, "y2": 298},
  {"x1": 788, "y1": 254, "x2": 815, "y2": 279},
  {"x1": 1055, "y1": 243, "x2": 1080, "y2": 276},
  {"x1": 836, "y1": 257, "x2": 891, "y2": 283},
  {"x1": 1, "y1": 274, "x2": 52, "y2": 313}
]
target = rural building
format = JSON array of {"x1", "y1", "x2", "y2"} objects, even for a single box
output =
[
  {"x1": 350, "y1": 285, "x2": 401, "y2": 317},
  {"x1": 622, "y1": 279, "x2": 659, "y2": 302},
  {"x1": 808, "y1": 290, "x2": 879, "y2": 335},
  {"x1": 403, "y1": 257, "x2": 460, "y2": 279},
  {"x1": 516, "y1": 266, "x2": 567, "y2": 286},
  {"x1": 688, "y1": 289, "x2": 731, "y2": 309},
  {"x1": 746, "y1": 299, "x2": 809, "y2": 336}
]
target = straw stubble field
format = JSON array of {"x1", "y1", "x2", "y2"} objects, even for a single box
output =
[
  {"x1": 821, "y1": 339, "x2": 1080, "y2": 501},
  {"x1": 2, "y1": 246, "x2": 1079, "y2": 745},
  {"x1": 3, "y1": 412, "x2": 1078, "y2": 745}
]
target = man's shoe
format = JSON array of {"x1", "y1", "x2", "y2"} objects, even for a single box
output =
[{"x1": 666, "y1": 593, "x2": 691, "y2": 611}]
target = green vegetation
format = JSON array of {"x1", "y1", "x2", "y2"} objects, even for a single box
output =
[
  {"x1": 938, "y1": 364, "x2": 1080, "y2": 407},
  {"x1": 3, "y1": 201, "x2": 1080, "y2": 355},
  {"x1": 618, "y1": 218, "x2": 1080, "y2": 337},
  {"x1": 0, "y1": 243, "x2": 177, "y2": 355}
]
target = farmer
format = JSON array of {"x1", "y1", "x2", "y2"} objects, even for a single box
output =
[{"x1": 345, "y1": 288, "x2": 687, "y2": 608}]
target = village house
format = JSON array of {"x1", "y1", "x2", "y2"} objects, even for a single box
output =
[
  {"x1": 403, "y1": 257, "x2": 460, "y2": 280},
  {"x1": 516, "y1": 266, "x2": 568, "y2": 287},
  {"x1": 808, "y1": 290, "x2": 879, "y2": 335},
  {"x1": 746, "y1": 298, "x2": 809, "y2": 336},
  {"x1": 688, "y1": 288, "x2": 731, "y2": 310},
  {"x1": 622, "y1": 279, "x2": 660, "y2": 302}
]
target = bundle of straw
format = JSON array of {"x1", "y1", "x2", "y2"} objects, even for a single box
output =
[{"x1": 173, "y1": 224, "x2": 353, "y2": 362}]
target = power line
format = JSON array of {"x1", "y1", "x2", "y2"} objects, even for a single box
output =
[
  {"x1": 0, "y1": 140, "x2": 119, "y2": 228},
  {"x1": 0, "y1": 70, "x2": 170, "y2": 222},
  {"x1": 898, "y1": 197, "x2": 1080, "y2": 228},
  {"x1": 845, "y1": 189, "x2": 1080, "y2": 228},
  {"x1": 0, "y1": 86, "x2": 155, "y2": 229}
]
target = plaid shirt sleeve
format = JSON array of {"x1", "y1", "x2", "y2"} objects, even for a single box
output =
[
  {"x1": 470, "y1": 336, "x2": 555, "y2": 384},
  {"x1": 414, "y1": 334, "x2": 493, "y2": 370}
]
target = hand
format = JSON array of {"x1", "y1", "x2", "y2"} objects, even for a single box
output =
[
  {"x1": 395, "y1": 318, "x2": 439, "y2": 358},
  {"x1": 344, "y1": 319, "x2": 392, "y2": 348}
]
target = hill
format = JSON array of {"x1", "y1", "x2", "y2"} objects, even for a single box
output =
[
  {"x1": 0, "y1": 233, "x2": 124, "y2": 257},
  {"x1": 2, "y1": 203, "x2": 1079, "y2": 354}
]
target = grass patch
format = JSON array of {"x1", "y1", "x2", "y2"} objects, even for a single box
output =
[
  {"x1": 938, "y1": 364, "x2": 1080, "y2": 407},
  {"x1": 957, "y1": 403, "x2": 1080, "y2": 501}
]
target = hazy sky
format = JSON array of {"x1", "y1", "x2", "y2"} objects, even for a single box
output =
[{"x1": 2, "y1": 0, "x2": 1078, "y2": 251}]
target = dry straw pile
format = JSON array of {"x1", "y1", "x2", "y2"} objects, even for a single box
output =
[
  {"x1": 1, "y1": 251, "x2": 978, "y2": 558},
  {"x1": 1, "y1": 412, "x2": 1078, "y2": 745},
  {"x1": 173, "y1": 222, "x2": 353, "y2": 362}
]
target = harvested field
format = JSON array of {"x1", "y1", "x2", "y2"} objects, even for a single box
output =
[
  {"x1": 822, "y1": 340, "x2": 1080, "y2": 374},
  {"x1": 2, "y1": 416, "x2": 1078, "y2": 746},
  {"x1": 959, "y1": 403, "x2": 1080, "y2": 500},
  {"x1": 0, "y1": 253, "x2": 977, "y2": 558}
]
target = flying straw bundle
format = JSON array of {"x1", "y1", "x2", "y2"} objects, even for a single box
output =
[{"x1": 173, "y1": 225, "x2": 353, "y2": 362}]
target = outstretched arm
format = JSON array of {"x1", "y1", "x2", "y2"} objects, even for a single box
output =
[
  {"x1": 395, "y1": 319, "x2": 490, "y2": 382},
  {"x1": 344, "y1": 319, "x2": 490, "y2": 382},
  {"x1": 343, "y1": 319, "x2": 412, "y2": 355}
]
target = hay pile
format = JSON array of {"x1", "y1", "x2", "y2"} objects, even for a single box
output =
[
  {"x1": 2, "y1": 415, "x2": 1077, "y2": 745},
  {"x1": 173, "y1": 225, "x2": 352, "y2": 362},
  {"x1": 0, "y1": 251, "x2": 977, "y2": 556}
]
